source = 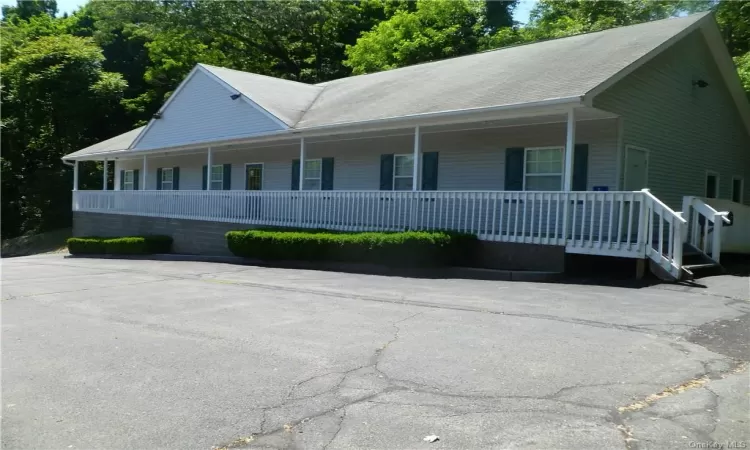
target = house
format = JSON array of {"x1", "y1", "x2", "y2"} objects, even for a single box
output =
[{"x1": 64, "y1": 12, "x2": 750, "y2": 280}]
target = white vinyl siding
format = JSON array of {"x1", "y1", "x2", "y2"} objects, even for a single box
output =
[
  {"x1": 594, "y1": 30, "x2": 750, "y2": 208},
  {"x1": 114, "y1": 118, "x2": 618, "y2": 193},
  {"x1": 134, "y1": 70, "x2": 284, "y2": 150}
]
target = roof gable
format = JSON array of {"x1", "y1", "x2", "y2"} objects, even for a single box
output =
[{"x1": 130, "y1": 66, "x2": 287, "y2": 151}]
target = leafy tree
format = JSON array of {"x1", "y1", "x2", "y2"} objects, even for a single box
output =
[
  {"x1": 1, "y1": 0, "x2": 57, "y2": 22},
  {"x1": 1, "y1": 34, "x2": 126, "y2": 237},
  {"x1": 345, "y1": 0, "x2": 487, "y2": 74}
]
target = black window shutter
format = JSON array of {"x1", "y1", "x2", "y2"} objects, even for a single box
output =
[
  {"x1": 421, "y1": 152, "x2": 439, "y2": 191},
  {"x1": 119, "y1": 170, "x2": 125, "y2": 190},
  {"x1": 133, "y1": 169, "x2": 140, "y2": 190},
  {"x1": 504, "y1": 148, "x2": 524, "y2": 190},
  {"x1": 291, "y1": 159, "x2": 300, "y2": 190},
  {"x1": 173, "y1": 167, "x2": 180, "y2": 190},
  {"x1": 223, "y1": 164, "x2": 232, "y2": 190},
  {"x1": 322, "y1": 157, "x2": 334, "y2": 190},
  {"x1": 573, "y1": 144, "x2": 589, "y2": 191},
  {"x1": 156, "y1": 168, "x2": 163, "y2": 190},
  {"x1": 380, "y1": 154, "x2": 394, "y2": 190},
  {"x1": 202, "y1": 165, "x2": 207, "y2": 190}
]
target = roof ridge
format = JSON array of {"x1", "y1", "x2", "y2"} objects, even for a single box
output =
[
  {"x1": 198, "y1": 63, "x2": 321, "y2": 89},
  {"x1": 318, "y1": 11, "x2": 712, "y2": 87}
]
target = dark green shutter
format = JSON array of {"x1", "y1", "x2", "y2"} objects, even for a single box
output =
[
  {"x1": 119, "y1": 170, "x2": 125, "y2": 190},
  {"x1": 202, "y1": 165, "x2": 207, "y2": 190},
  {"x1": 421, "y1": 152, "x2": 439, "y2": 191},
  {"x1": 322, "y1": 157, "x2": 334, "y2": 190},
  {"x1": 223, "y1": 164, "x2": 231, "y2": 190},
  {"x1": 173, "y1": 167, "x2": 180, "y2": 190},
  {"x1": 504, "y1": 148, "x2": 524, "y2": 191},
  {"x1": 380, "y1": 154, "x2": 394, "y2": 190},
  {"x1": 156, "y1": 168, "x2": 163, "y2": 190},
  {"x1": 133, "y1": 169, "x2": 140, "y2": 190},
  {"x1": 572, "y1": 144, "x2": 589, "y2": 191},
  {"x1": 291, "y1": 159, "x2": 300, "y2": 190}
]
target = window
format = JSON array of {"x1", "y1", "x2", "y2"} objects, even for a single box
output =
[
  {"x1": 210, "y1": 165, "x2": 223, "y2": 190},
  {"x1": 161, "y1": 168, "x2": 173, "y2": 191},
  {"x1": 123, "y1": 170, "x2": 134, "y2": 191},
  {"x1": 393, "y1": 154, "x2": 414, "y2": 191},
  {"x1": 303, "y1": 159, "x2": 322, "y2": 190},
  {"x1": 732, "y1": 177, "x2": 743, "y2": 203},
  {"x1": 524, "y1": 147, "x2": 563, "y2": 191},
  {"x1": 705, "y1": 172, "x2": 718, "y2": 199}
]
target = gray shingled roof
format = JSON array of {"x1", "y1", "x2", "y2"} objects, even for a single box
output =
[
  {"x1": 65, "y1": 12, "x2": 717, "y2": 159},
  {"x1": 200, "y1": 64, "x2": 323, "y2": 126}
]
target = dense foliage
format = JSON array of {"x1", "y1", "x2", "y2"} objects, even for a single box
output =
[
  {"x1": 2, "y1": 0, "x2": 748, "y2": 240},
  {"x1": 226, "y1": 229, "x2": 476, "y2": 267},
  {"x1": 66, "y1": 235, "x2": 173, "y2": 254}
]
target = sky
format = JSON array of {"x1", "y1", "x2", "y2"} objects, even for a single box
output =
[{"x1": 1, "y1": 0, "x2": 538, "y2": 23}]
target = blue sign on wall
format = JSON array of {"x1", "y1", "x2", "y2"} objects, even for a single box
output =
[{"x1": 593, "y1": 186, "x2": 609, "y2": 192}]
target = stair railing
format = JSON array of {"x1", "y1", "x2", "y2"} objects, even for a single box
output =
[
  {"x1": 681, "y1": 196, "x2": 731, "y2": 263},
  {"x1": 640, "y1": 189, "x2": 687, "y2": 279}
]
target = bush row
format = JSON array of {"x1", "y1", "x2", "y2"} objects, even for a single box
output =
[
  {"x1": 67, "y1": 236, "x2": 173, "y2": 255},
  {"x1": 226, "y1": 229, "x2": 476, "y2": 267}
]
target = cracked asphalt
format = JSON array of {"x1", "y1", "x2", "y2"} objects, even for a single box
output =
[{"x1": 2, "y1": 254, "x2": 749, "y2": 450}]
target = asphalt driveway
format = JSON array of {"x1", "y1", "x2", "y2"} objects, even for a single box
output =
[{"x1": 2, "y1": 254, "x2": 748, "y2": 449}]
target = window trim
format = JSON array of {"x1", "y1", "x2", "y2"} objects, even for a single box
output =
[
  {"x1": 523, "y1": 146, "x2": 564, "y2": 191},
  {"x1": 161, "y1": 167, "x2": 174, "y2": 191},
  {"x1": 731, "y1": 175, "x2": 744, "y2": 203},
  {"x1": 393, "y1": 153, "x2": 414, "y2": 191},
  {"x1": 210, "y1": 164, "x2": 223, "y2": 191},
  {"x1": 244, "y1": 162, "x2": 264, "y2": 191},
  {"x1": 705, "y1": 170, "x2": 720, "y2": 199},
  {"x1": 123, "y1": 169, "x2": 135, "y2": 191},
  {"x1": 303, "y1": 158, "x2": 322, "y2": 191}
]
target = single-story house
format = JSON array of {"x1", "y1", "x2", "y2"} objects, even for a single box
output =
[{"x1": 64, "y1": 12, "x2": 750, "y2": 280}]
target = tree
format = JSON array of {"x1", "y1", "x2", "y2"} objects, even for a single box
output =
[
  {"x1": 1, "y1": 0, "x2": 57, "y2": 22},
  {"x1": 345, "y1": 0, "x2": 487, "y2": 74},
  {"x1": 1, "y1": 34, "x2": 126, "y2": 237}
]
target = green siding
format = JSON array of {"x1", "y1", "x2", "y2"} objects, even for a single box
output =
[{"x1": 594, "y1": 31, "x2": 750, "y2": 208}]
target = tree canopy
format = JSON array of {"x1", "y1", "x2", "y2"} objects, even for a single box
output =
[{"x1": 1, "y1": 0, "x2": 748, "y2": 240}]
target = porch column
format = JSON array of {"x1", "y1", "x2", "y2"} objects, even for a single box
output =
[
  {"x1": 102, "y1": 158, "x2": 108, "y2": 191},
  {"x1": 114, "y1": 161, "x2": 120, "y2": 191},
  {"x1": 206, "y1": 147, "x2": 213, "y2": 191},
  {"x1": 142, "y1": 155, "x2": 148, "y2": 190},
  {"x1": 73, "y1": 160, "x2": 79, "y2": 191},
  {"x1": 299, "y1": 138, "x2": 306, "y2": 191},
  {"x1": 563, "y1": 108, "x2": 576, "y2": 191},
  {"x1": 412, "y1": 126, "x2": 420, "y2": 191}
]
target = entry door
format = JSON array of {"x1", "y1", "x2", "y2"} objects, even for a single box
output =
[
  {"x1": 245, "y1": 164, "x2": 263, "y2": 219},
  {"x1": 624, "y1": 147, "x2": 648, "y2": 190}
]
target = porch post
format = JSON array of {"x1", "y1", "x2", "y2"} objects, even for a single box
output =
[
  {"x1": 73, "y1": 160, "x2": 79, "y2": 191},
  {"x1": 114, "y1": 161, "x2": 120, "y2": 191},
  {"x1": 142, "y1": 155, "x2": 148, "y2": 190},
  {"x1": 206, "y1": 147, "x2": 213, "y2": 191},
  {"x1": 563, "y1": 108, "x2": 576, "y2": 191},
  {"x1": 412, "y1": 126, "x2": 420, "y2": 191},
  {"x1": 102, "y1": 158, "x2": 108, "y2": 191},
  {"x1": 299, "y1": 138, "x2": 305, "y2": 191}
]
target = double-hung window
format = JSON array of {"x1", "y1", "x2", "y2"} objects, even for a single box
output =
[
  {"x1": 524, "y1": 147, "x2": 563, "y2": 191},
  {"x1": 732, "y1": 176, "x2": 743, "y2": 203},
  {"x1": 161, "y1": 168, "x2": 174, "y2": 190},
  {"x1": 393, "y1": 154, "x2": 414, "y2": 191},
  {"x1": 303, "y1": 159, "x2": 322, "y2": 190},
  {"x1": 123, "y1": 170, "x2": 135, "y2": 190},
  {"x1": 210, "y1": 165, "x2": 223, "y2": 190}
]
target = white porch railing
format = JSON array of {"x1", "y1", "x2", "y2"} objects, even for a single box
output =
[
  {"x1": 681, "y1": 196, "x2": 731, "y2": 263},
  {"x1": 72, "y1": 190, "x2": 673, "y2": 259}
]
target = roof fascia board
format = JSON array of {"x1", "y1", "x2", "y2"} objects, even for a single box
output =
[
  {"x1": 196, "y1": 64, "x2": 290, "y2": 130},
  {"x1": 129, "y1": 65, "x2": 202, "y2": 150},
  {"x1": 699, "y1": 19, "x2": 750, "y2": 135},
  {"x1": 582, "y1": 13, "x2": 710, "y2": 106},
  {"x1": 64, "y1": 96, "x2": 582, "y2": 161}
]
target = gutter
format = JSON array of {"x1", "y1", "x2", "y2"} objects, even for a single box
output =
[{"x1": 62, "y1": 95, "x2": 584, "y2": 161}]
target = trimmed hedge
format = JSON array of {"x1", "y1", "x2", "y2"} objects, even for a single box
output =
[
  {"x1": 226, "y1": 229, "x2": 476, "y2": 267},
  {"x1": 67, "y1": 235, "x2": 173, "y2": 255}
]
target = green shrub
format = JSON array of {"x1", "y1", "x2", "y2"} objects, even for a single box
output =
[
  {"x1": 226, "y1": 228, "x2": 476, "y2": 268},
  {"x1": 67, "y1": 235, "x2": 173, "y2": 255}
]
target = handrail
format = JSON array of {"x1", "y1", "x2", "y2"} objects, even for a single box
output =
[
  {"x1": 682, "y1": 196, "x2": 728, "y2": 263},
  {"x1": 640, "y1": 189, "x2": 686, "y2": 280}
]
